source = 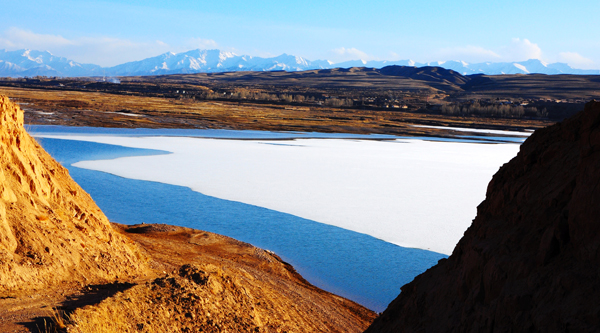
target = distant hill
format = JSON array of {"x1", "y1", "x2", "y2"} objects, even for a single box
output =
[
  {"x1": 1, "y1": 48, "x2": 598, "y2": 77},
  {"x1": 379, "y1": 65, "x2": 470, "y2": 86}
]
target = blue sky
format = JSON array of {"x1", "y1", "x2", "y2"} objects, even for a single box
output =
[{"x1": 1, "y1": 0, "x2": 599, "y2": 68}]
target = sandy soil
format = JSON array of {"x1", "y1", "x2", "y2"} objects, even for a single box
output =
[{"x1": 0, "y1": 223, "x2": 376, "y2": 332}]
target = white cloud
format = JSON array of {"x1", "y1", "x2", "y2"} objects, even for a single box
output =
[
  {"x1": 331, "y1": 47, "x2": 371, "y2": 62},
  {"x1": 436, "y1": 45, "x2": 500, "y2": 63},
  {"x1": 431, "y1": 39, "x2": 546, "y2": 64},
  {"x1": 250, "y1": 50, "x2": 277, "y2": 58},
  {"x1": 187, "y1": 37, "x2": 218, "y2": 50},
  {"x1": 67, "y1": 38, "x2": 172, "y2": 67},
  {"x1": 499, "y1": 38, "x2": 543, "y2": 61},
  {"x1": 558, "y1": 52, "x2": 595, "y2": 69},
  {"x1": 0, "y1": 27, "x2": 74, "y2": 48},
  {"x1": 0, "y1": 27, "x2": 177, "y2": 66}
]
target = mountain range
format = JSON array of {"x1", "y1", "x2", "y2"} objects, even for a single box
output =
[{"x1": 1, "y1": 48, "x2": 599, "y2": 78}]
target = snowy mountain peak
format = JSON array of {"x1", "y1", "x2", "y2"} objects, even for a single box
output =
[
  {"x1": 23, "y1": 49, "x2": 43, "y2": 63},
  {"x1": 513, "y1": 63, "x2": 529, "y2": 73}
]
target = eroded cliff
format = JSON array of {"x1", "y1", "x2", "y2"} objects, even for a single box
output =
[
  {"x1": 367, "y1": 100, "x2": 600, "y2": 332},
  {"x1": 0, "y1": 95, "x2": 150, "y2": 293}
]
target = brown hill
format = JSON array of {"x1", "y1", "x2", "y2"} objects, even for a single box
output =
[
  {"x1": 0, "y1": 95, "x2": 150, "y2": 294},
  {"x1": 378, "y1": 65, "x2": 469, "y2": 87},
  {"x1": 365, "y1": 100, "x2": 600, "y2": 332},
  {"x1": 135, "y1": 65, "x2": 467, "y2": 92}
]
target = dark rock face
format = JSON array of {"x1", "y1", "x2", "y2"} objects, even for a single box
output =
[{"x1": 366, "y1": 101, "x2": 600, "y2": 332}]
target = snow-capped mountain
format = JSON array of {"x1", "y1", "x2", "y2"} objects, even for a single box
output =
[
  {"x1": 0, "y1": 48, "x2": 598, "y2": 78},
  {"x1": 106, "y1": 49, "x2": 236, "y2": 76},
  {"x1": 421, "y1": 59, "x2": 600, "y2": 75},
  {"x1": 104, "y1": 49, "x2": 332, "y2": 76},
  {"x1": 0, "y1": 49, "x2": 103, "y2": 77}
]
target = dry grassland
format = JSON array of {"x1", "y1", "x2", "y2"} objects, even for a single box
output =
[{"x1": 1, "y1": 87, "x2": 551, "y2": 137}]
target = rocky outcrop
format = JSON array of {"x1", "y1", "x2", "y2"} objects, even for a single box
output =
[
  {"x1": 366, "y1": 101, "x2": 600, "y2": 332},
  {"x1": 0, "y1": 95, "x2": 151, "y2": 294}
]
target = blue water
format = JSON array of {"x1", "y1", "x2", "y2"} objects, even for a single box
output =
[
  {"x1": 26, "y1": 125, "x2": 400, "y2": 140},
  {"x1": 26, "y1": 124, "x2": 525, "y2": 144},
  {"x1": 457, "y1": 135, "x2": 526, "y2": 143},
  {"x1": 36, "y1": 136, "x2": 447, "y2": 312}
]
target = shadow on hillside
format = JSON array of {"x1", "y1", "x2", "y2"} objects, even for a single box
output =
[{"x1": 20, "y1": 281, "x2": 136, "y2": 332}]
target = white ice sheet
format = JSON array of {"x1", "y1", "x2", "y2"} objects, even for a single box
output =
[
  {"x1": 411, "y1": 124, "x2": 532, "y2": 136},
  {"x1": 36, "y1": 134, "x2": 520, "y2": 255}
]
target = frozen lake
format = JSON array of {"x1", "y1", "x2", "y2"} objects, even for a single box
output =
[
  {"x1": 34, "y1": 128, "x2": 523, "y2": 255},
  {"x1": 31, "y1": 126, "x2": 527, "y2": 311}
]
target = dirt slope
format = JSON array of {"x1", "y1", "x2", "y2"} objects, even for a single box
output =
[
  {"x1": 366, "y1": 101, "x2": 600, "y2": 332},
  {"x1": 66, "y1": 224, "x2": 376, "y2": 333},
  {"x1": 0, "y1": 95, "x2": 151, "y2": 294}
]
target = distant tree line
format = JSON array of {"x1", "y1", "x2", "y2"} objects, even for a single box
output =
[
  {"x1": 440, "y1": 102, "x2": 548, "y2": 119},
  {"x1": 186, "y1": 89, "x2": 356, "y2": 107}
]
